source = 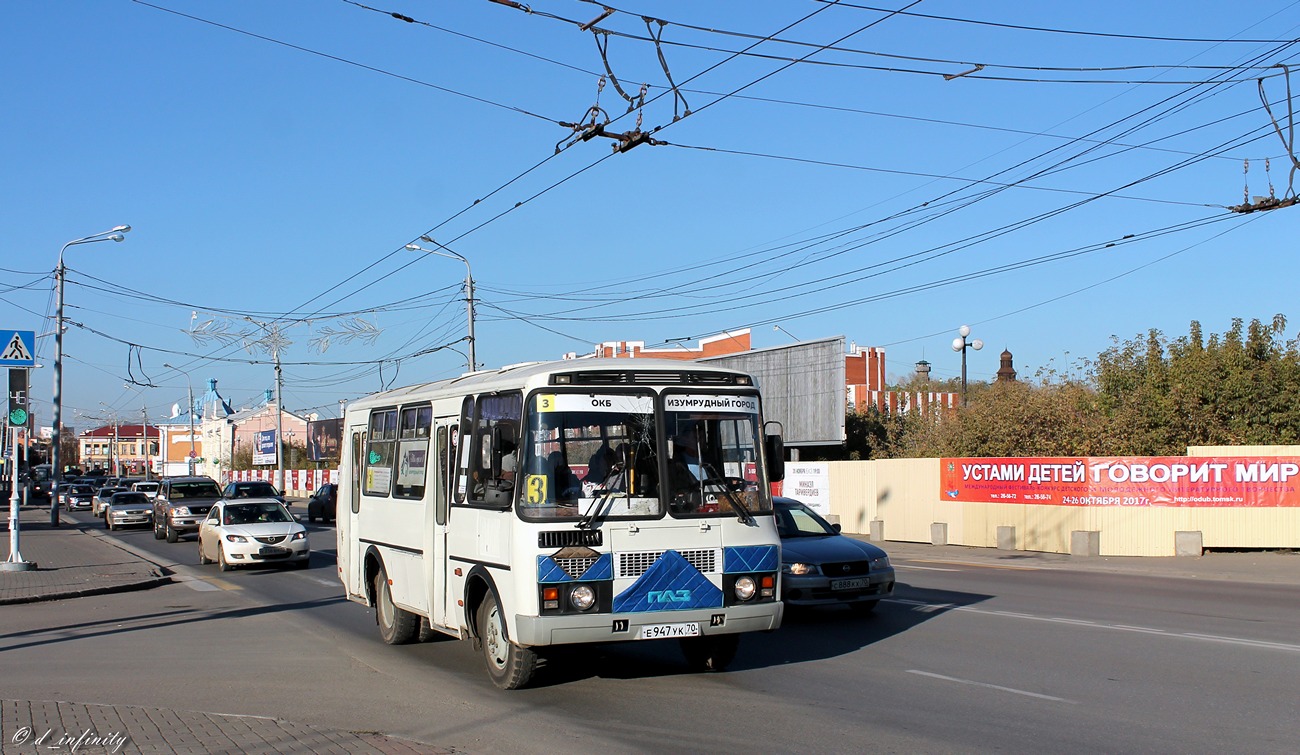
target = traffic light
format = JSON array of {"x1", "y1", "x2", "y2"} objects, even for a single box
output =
[{"x1": 8, "y1": 368, "x2": 27, "y2": 427}]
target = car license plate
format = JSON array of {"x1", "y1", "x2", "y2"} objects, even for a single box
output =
[
  {"x1": 258, "y1": 546, "x2": 289, "y2": 556},
  {"x1": 831, "y1": 578, "x2": 867, "y2": 591},
  {"x1": 636, "y1": 622, "x2": 700, "y2": 640}
]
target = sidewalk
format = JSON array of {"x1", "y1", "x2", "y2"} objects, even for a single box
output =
[
  {"x1": 0, "y1": 504, "x2": 170, "y2": 605},
  {"x1": 0, "y1": 504, "x2": 456, "y2": 755},
  {"x1": 0, "y1": 699, "x2": 453, "y2": 755},
  {"x1": 866, "y1": 537, "x2": 1300, "y2": 586}
]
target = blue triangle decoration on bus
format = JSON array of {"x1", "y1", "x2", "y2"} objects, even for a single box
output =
[{"x1": 613, "y1": 550, "x2": 722, "y2": 612}]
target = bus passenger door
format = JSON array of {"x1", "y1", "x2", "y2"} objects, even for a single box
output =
[
  {"x1": 337, "y1": 425, "x2": 366, "y2": 599},
  {"x1": 431, "y1": 418, "x2": 457, "y2": 629}
]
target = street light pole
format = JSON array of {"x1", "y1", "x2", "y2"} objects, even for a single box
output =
[
  {"x1": 51, "y1": 225, "x2": 129, "y2": 525},
  {"x1": 406, "y1": 241, "x2": 475, "y2": 372},
  {"x1": 951, "y1": 324, "x2": 984, "y2": 408},
  {"x1": 165, "y1": 364, "x2": 198, "y2": 476},
  {"x1": 99, "y1": 403, "x2": 120, "y2": 476}
]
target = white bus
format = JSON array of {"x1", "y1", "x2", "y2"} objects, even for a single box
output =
[{"x1": 337, "y1": 358, "x2": 786, "y2": 689}]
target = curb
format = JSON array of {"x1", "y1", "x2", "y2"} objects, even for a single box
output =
[{"x1": 0, "y1": 574, "x2": 173, "y2": 606}]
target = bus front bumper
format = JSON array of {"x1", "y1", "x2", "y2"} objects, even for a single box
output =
[{"x1": 513, "y1": 602, "x2": 783, "y2": 647}]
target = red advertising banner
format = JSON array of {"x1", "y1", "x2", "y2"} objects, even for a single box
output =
[{"x1": 940, "y1": 457, "x2": 1300, "y2": 507}]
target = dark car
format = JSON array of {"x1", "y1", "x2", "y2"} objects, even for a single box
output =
[
  {"x1": 306, "y1": 483, "x2": 337, "y2": 524},
  {"x1": 153, "y1": 476, "x2": 223, "y2": 543},
  {"x1": 775, "y1": 497, "x2": 896, "y2": 614},
  {"x1": 222, "y1": 480, "x2": 286, "y2": 505},
  {"x1": 62, "y1": 484, "x2": 98, "y2": 511}
]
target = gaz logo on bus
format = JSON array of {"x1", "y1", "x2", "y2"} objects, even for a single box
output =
[{"x1": 648, "y1": 589, "x2": 692, "y2": 604}]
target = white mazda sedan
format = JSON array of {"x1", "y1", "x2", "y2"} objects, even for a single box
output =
[{"x1": 197, "y1": 498, "x2": 310, "y2": 572}]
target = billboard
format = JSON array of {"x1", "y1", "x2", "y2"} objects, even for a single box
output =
[
  {"x1": 307, "y1": 418, "x2": 342, "y2": 462},
  {"x1": 253, "y1": 429, "x2": 278, "y2": 466},
  {"x1": 941, "y1": 456, "x2": 1300, "y2": 507},
  {"x1": 701, "y1": 336, "x2": 846, "y2": 446}
]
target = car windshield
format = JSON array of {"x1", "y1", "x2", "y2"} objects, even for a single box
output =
[
  {"x1": 775, "y1": 501, "x2": 837, "y2": 538},
  {"x1": 169, "y1": 482, "x2": 221, "y2": 499},
  {"x1": 71, "y1": 486, "x2": 95, "y2": 494},
  {"x1": 111, "y1": 493, "x2": 150, "y2": 505},
  {"x1": 223, "y1": 502, "x2": 292, "y2": 525},
  {"x1": 234, "y1": 483, "x2": 277, "y2": 497},
  {"x1": 97, "y1": 488, "x2": 126, "y2": 499},
  {"x1": 134, "y1": 483, "x2": 158, "y2": 492}
]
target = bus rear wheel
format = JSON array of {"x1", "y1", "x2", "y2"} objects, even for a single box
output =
[
  {"x1": 477, "y1": 592, "x2": 536, "y2": 690},
  {"x1": 680, "y1": 634, "x2": 740, "y2": 672},
  {"x1": 374, "y1": 567, "x2": 418, "y2": 645}
]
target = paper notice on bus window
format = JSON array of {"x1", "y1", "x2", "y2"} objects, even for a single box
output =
[
  {"x1": 366, "y1": 466, "x2": 392, "y2": 495},
  {"x1": 664, "y1": 395, "x2": 759, "y2": 413},
  {"x1": 397, "y1": 441, "x2": 427, "y2": 486}
]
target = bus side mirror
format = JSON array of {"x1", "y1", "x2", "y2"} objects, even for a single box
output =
[{"x1": 765, "y1": 433, "x2": 785, "y2": 482}]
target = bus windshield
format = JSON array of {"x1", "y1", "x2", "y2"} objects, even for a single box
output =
[
  {"x1": 663, "y1": 393, "x2": 771, "y2": 517},
  {"x1": 519, "y1": 392, "x2": 661, "y2": 521},
  {"x1": 517, "y1": 391, "x2": 772, "y2": 522}
]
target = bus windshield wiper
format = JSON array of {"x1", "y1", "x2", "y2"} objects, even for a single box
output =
[
  {"x1": 576, "y1": 465, "x2": 624, "y2": 529},
  {"x1": 700, "y1": 462, "x2": 756, "y2": 526}
]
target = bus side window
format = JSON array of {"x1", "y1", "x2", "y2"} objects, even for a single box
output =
[
  {"x1": 436, "y1": 424, "x2": 454, "y2": 525},
  {"x1": 465, "y1": 393, "x2": 521, "y2": 506}
]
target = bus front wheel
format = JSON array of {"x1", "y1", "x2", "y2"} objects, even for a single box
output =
[
  {"x1": 374, "y1": 568, "x2": 418, "y2": 645},
  {"x1": 477, "y1": 592, "x2": 537, "y2": 690}
]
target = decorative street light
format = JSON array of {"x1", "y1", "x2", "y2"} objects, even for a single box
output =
[
  {"x1": 951, "y1": 324, "x2": 983, "y2": 408},
  {"x1": 51, "y1": 226, "x2": 130, "y2": 525},
  {"x1": 406, "y1": 240, "x2": 476, "y2": 372},
  {"x1": 164, "y1": 363, "x2": 198, "y2": 476}
]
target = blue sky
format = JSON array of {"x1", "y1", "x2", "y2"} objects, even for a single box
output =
[{"x1": 5, "y1": 0, "x2": 1299, "y2": 428}]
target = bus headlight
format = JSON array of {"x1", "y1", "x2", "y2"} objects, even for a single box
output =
[
  {"x1": 569, "y1": 584, "x2": 596, "y2": 611},
  {"x1": 733, "y1": 576, "x2": 757, "y2": 602}
]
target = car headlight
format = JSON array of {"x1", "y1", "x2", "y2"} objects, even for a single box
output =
[
  {"x1": 174, "y1": 506, "x2": 192, "y2": 516},
  {"x1": 291, "y1": 531, "x2": 307, "y2": 541},
  {"x1": 569, "y1": 584, "x2": 596, "y2": 611},
  {"x1": 733, "y1": 575, "x2": 757, "y2": 601},
  {"x1": 782, "y1": 562, "x2": 820, "y2": 575},
  {"x1": 224, "y1": 534, "x2": 247, "y2": 543},
  {"x1": 870, "y1": 556, "x2": 891, "y2": 570}
]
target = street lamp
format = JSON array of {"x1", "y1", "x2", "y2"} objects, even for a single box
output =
[
  {"x1": 164, "y1": 363, "x2": 198, "y2": 476},
  {"x1": 406, "y1": 240, "x2": 476, "y2": 372},
  {"x1": 98, "y1": 402, "x2": 121, "y2": 477},
  {"x1": 951, "y1": 324, "x2": 983, "y2": 407},
  {"x1": 51, "y1": 225, "x2": 130, "y2": 525}
]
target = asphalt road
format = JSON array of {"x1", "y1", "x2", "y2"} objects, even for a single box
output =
[{"x1": 5, "y1": 515, "x2": 1298, "y2": 754}]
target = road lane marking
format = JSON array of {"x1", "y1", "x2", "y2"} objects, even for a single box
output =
[
  {"x1": 891, "y1": 599, "x2": 1300, "y2": 654},
  {"x1": 895, "y1": 564, "x2": 961, "y2": 572},
  {"x1": 173, "y1": 575, "x2": 239, "y2": 592},
  {"x1": 306, "y1": 576, "x2": 337, "y2": 587},
  {"x1": 907, "y1": 670, "x2": 1076, "y2": 703}
]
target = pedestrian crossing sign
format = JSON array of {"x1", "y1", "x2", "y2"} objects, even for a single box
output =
[{"x1": 0, "y1": 330, "x2": 35, "y2": 367}]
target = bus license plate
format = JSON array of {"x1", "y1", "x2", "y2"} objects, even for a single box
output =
[
  {"x1": 831, "y1": 578, "x2": 867, "y2": 591},
  {"x1": 637, "y1": 622, "x2": 700, "y2": 640}
]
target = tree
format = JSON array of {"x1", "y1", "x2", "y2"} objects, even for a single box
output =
[{"x1": 862, "y1": 315, "x2": 1300, "y2": 459}]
